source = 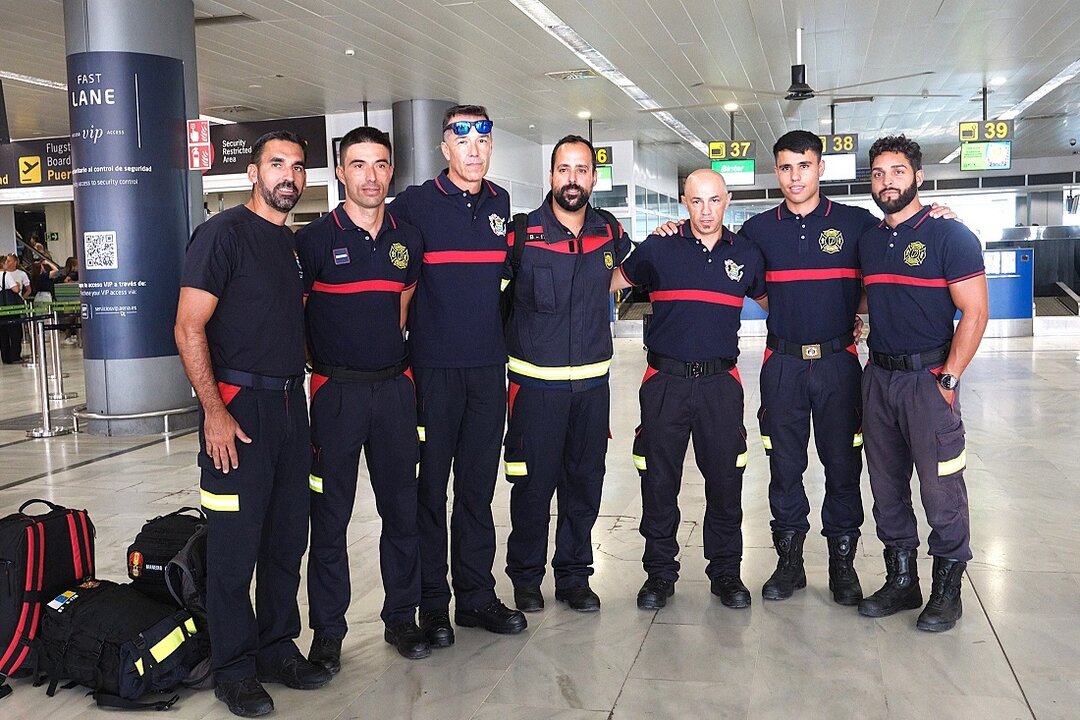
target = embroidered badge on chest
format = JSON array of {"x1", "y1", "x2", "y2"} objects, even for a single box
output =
[
  {"x1": 604, "y1": 251, "x2": 614, "y2": 269},
  {"x1": 724, "y1": 258, "x2": 744, "y2": 282},
  {"x1": 819, "y1": 228, "x2": 844, "y2": 254},
  {"x1": 489, "y1": 214, "x2": 507, "y2": 236},
  {"x1": 903, "y1": 241, "x2": 926, "y2": 267},
  {"x1": 333, "y1": 247, "x2": 350, "y2": 266},
  {"x1": 389, "y1": 242, "x2": 409, "y2": 269}
]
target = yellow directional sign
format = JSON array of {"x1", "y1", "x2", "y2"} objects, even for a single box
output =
[
  {"x1": 959, "y1": 120, "x2": 1013, "y2": 143},
  {"x1": 708, "y1": 140, "x2": 754, "y2": 160},
  {"x1": 818, "y1": 134, "x2": 858, "y2": 154},
  {"x1": 18, "y1": 156, "x2": 42, "y2": 184}
]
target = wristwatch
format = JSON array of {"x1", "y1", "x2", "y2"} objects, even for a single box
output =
[{"x1": 937, "y1": 373, "x2": 958, "y2": 391}]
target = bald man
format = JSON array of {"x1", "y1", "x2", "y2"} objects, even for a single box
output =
[{"x1": 612, "y1": 170, "x2": 766, "y2": 609}]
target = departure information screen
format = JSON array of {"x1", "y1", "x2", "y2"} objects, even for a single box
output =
[{"x1": 960, "y1": 141, "x2": 1012, "y2": 171}]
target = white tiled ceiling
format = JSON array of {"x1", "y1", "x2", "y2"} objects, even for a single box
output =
[{"x1": 2, "y1": 0, "x2": 1078, "y2": 173}]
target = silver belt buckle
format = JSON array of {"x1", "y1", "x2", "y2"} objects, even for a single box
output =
[{"x1": 801, "y1": 343, "x2": 822, "y2": 360}]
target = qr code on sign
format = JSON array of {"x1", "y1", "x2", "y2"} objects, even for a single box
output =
[{"x1": 84, "y1": 231, "x2": 118, "y2": 270}]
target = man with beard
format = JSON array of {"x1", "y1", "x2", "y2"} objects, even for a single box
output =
[
  {"x1": 177, "y1": 131, "x2": 331, "y2": 718},
  {"x1": 388, "y1": 105, "x2": 527, "y2": 646},
  {"x1": 857, "y1": 135, "x2": 987, "y2": 633},
  {"x1": 297, "y1": 127, "x2": 426, "y2": 667},
  {"x1": 502, "y1": 135, "x2": 631, "y2": 612},
  {"x1": 611, "y1": 170, "x2": 765, "y2": 610}
]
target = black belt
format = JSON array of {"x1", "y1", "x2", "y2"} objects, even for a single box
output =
[
  {"x1": 647, "y1": 352, "x2": 735, "y2": 378},
  {"x1": 870, "y1": 343, "x2": 951, "y2": 372},
  {"x1": 215, "y1": 367, "x2": 305, "y2": 391},
  {"x1": 767, "y1": 332, "x2": 853, "y2": 361},
  {"x1": 311, "y1": 360, "x2": 407, "y2": 383}
]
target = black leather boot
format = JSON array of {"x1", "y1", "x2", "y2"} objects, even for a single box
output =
[
  {"x1": 827, "y1": 534, "x2": 863, "y2": 606},
  {"x1": 762, "y1": 531, "x2": 807, "y2": 600},
  {"x1": 858, "y1": 547, "x2": 922, "y2": 617},
  {"x1": 916, "y1": 557, "x2": 966, "y2": 632}
]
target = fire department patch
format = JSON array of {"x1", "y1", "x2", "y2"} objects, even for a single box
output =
[
  {"x1": 604, "y1": 251, "x2": 614, "y2": 269},
  {"x1": 819, "y1": 228, "x2": 844, "y2": 254},
  {"x1": 389, "y1": 242, "x2": 409, "y2": 269},
  {"x1": 903, "y1": 241, "x2": 927, "y2": 267},
  {"x1": 725, "y1": 258, "x2": 744, "y2": 282},
  {"x1": 489, "y1": 213, "x2": 507, "y2": 236},
  {"x1": 128, "y1": 550, "x2": 144, "y2": 578}
]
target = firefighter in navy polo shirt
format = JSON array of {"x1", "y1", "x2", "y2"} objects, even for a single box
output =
[
  {"x1": 857, "y1": 135, "x2": 987, "y2": 632},
  {"x1": 296, "y1": 127, "x2": 428, "y2": 666},
  {"x1": 502, "y1": 134, "x2": 631, "y2": 613},
  {"x1": 176, "y1": 130, "x2": 332, "y2": 718},
  {"x1": 388, "y1": 105, "x2": 527, "y2": 645},
  {"x1": 611, "y1": 169, "x2": 766, "y2": 610}
]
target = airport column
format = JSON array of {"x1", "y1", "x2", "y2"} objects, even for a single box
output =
[
  {"x1": 391, "y1": 100, "x2": 454, "y2": 195},
  {"x1": 63, "y1": 0, "x2": 201, "y2": 434}
]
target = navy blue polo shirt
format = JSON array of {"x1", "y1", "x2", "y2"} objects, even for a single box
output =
[
  {"x1": 388, "y1": 170, "x2": 510, "y2": 368},
  {"x1": 739, "y1": 197, "x2": 878, "y2": 344},
  {"x1": 860, "y1": 206, "x2": 985, "y2": 355},
  {"x1": 296, "y1": 204, "x2": 421, "y2": 371},
  {"x1": 620, "y1": 224, "x2": 765, "y2": 362},
  {"x1": 181, "y1": 204, "x2": 305, "y2": 377},
  {"x1": 503, "y1": 197, "x2": 631, "y2": 390}
]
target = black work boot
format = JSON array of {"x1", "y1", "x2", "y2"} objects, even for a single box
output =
[
  {"x1": 827, "y1": 534, "x2": 863, "y2": 606},
  {"x1": 916, "y1": 557, "x2": 966, "y2": 632},
  {"x1": 858, "y1": 547, "x2": 922, "y2": 617},
  {"x1": 761, "y1": 531, "x2": 807, "y2": 600}
]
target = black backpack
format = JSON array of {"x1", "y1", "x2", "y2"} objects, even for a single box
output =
[
  {"x1": 39, "y1": 579, "x2": 204, "y2": 710},
  {"x1": 127, "y1": 507, "x2": 206, "y2": 607},
  {"x1": 164, "y1": 523, "x2": 212, "y2": 689}
]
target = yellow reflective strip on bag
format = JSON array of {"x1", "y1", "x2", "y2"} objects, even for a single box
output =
[
  {"x1": 308, "y1": 475, "x2": 324, "y2": 493},
  {"x1": 501, "y1": 278, "x2": 511, "y2": 292},
  {"x1": 736, "y1": 452, "x2": 748, "y2": 468},
  {"x1": 415, "y1": 462, "x2": 420, "y2": 478},
  {"x1": 507, "y1": 356, "x2": 610, "y2": 382},
  {"x1": 200, "y1": 489, "x2": 239, "y2": 512},
  {"x1": 761, "y1": 435, "x2": 773, "y2": 450},
  {"x1": 504, "y1": 460, "x2": 528, "y2": 476},
  {"x1": 417, "y1": 426, "x2": 426, "y2": 442},
  {"x1": 852, "y1": 433, "x2": 864, "y2": 448},
  {"x1": 133, "y1": 622, "x2": 192, "y2": 676},
  {"x1": 632, "y1": 454, "x2": 647, "y2": 471},
  {"x1": 938, "y1": 450, "x2": 967, "y2": 477}
]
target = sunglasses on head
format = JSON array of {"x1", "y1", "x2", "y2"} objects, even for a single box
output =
[{"x1": 444, "y1": 119, "x2": 493, "y2": 136}]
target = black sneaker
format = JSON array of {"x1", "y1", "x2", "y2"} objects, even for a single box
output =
[
  {"x1": 308, "y1": 634, "x2": 342, "y2": 675},
  {"x1": 711, "y1": 575, "x2": 751, "y2": 609},
  {"x1": 455, "y1": 599, "x2": 527, "y2": 634},
  {"x1": 256, "y1": 653, "x2": 332, "y2": 690},
  {"x1": 514, "y1": 586, "x2": 545, "y2": 613},
  {"x1": 214, "y1": 677, "x2": 274, "y2": 718},
  {"x1": 554, "y1": 586, "x2": 601, "y2": 612},
  {"x1": 419, "y1": 609, "x2": 456, "y2": 648},
  {"x1": 636, "y1": 577, "x2": 676, "y2": 610},
  {"x1": 384, "y1": 621, "x2": 432, "y2": 659}
]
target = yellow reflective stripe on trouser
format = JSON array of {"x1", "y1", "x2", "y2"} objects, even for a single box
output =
[
  {"x1": 417, "y1": 426, "x2": 426, "y2": 442},
  {"x1": 500, "y1": 278, "x2": 511, "y2": 291},
  {"x1": 504, "y1": 460, "x2": 528, "y2": 477},
  {"x1": 200, "y1": 489, "x2": 239, "y2": 512},
  {"x1": 736, "y1": 452, "x2": 748, "y2": 468},
  {"x1": 134, "y1": 617, "x2": 197, "y2": 676},
  {"x1": 853, "y1": 433, "x2": 864, "y2": 448},
  {"x1": 761, "y1": 435, "x2": 773, "y2": 451},
  {"x1": 938, "y1": 450, "x2": 966, "y2": 476},
  {"x1": 507, "y1": 356, "x2": 610, "y2": 382},
  {"x1": 633, "y1": 454, "x2": 647, "y2": 471},
  {"x1": 309, "y1": 475, "x2": 324, "y2": 493}
]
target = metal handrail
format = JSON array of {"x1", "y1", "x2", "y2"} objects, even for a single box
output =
[{"x1": 71, "y1": 404, "x2": 199, "y2": 434}]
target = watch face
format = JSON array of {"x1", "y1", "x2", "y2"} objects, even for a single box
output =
[{"x1": 939, "y1": 374, "x2": 958, "y2": 390}]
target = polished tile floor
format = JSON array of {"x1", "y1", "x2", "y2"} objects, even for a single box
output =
[{"x1": 1, "y1": 334, "x2": 1077, "y2": 719}]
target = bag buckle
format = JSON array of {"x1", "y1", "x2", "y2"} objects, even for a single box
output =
[{"x1": 800, "y1": 343, "x2": 822, "y2": 360}]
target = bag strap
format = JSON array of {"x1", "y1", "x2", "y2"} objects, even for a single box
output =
[
  {"x1": 150, "y1": 506, "x2": 206, "y2": 523},
  {"x1": 18, "y1": 499, "x2": 62, "y2": 515},
  {"x1": 0, "y1": 680, "x2": 11, "y2": 701},
  {"x1": 511, "y1": 213, "x2": 529, "y2": 272},
  {"x1": 94, "y1": 691, "x2": 179, "y2": 711}
]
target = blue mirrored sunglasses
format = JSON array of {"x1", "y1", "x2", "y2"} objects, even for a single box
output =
[{"x1": 444, "y1": 119, "x2": 493, "y2": 135}]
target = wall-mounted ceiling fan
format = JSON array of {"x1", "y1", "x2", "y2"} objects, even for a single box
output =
[{"x1": 640, "y1": 27, "x2": 959, "y2": 115}]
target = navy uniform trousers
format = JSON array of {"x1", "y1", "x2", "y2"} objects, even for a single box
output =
[
  {"x1": 414, "y1": 365, "x2": 505, "y2": 613},
  {"x1": 307, "y1": 373, "x2": 421, "y2": 632},
  {"x1": 633, "y1": 368, "x2": 748, "y2": 581},
  {"x1": 758, "y1": 346, "x2": 864, "y2": 537},
  {"x1": 862, "y1": 362, "x2": 971, "y2": 561},
  {"x1": 199, "y1": 385, "x2": 309, "y2": 682},
  {"x1": 504, "y1": 380, "x2": 609, "y2": 590}
]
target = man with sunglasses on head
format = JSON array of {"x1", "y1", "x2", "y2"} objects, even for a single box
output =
[{"x1": 388, "y1": 105, "x2": 527, "y2": 648}]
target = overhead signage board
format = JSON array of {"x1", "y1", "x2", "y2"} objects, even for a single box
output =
[
  {"x1": 710, "y1": 158, "x2": 755, "y2": 186},
  {"x1": 593, "y1": 146, "x2": 612, "y2": 165},
  {"x1": 207, "y1": 116, "x2": 327, "y2": 175},
  {"x1": 820, "y1": 152, "x2": 857, "y2": 182},
  {"x1": 958, "y1": 119, "x2": 1013, "y2": 143},
  {"x1": 0, "y1": 137, "x2": 73, "y2": 188},
  {"x1": 818, "y1": 133, "x2": 858, "y2": 155},
  {"x1": 960, "y1": 141, "x2": 1012, "y2": 171},
  {"x1": 708, "y1": 140, "x2": 754, "y2": 160},
  {"x1": 594, "y1": 165, "x2": 613, "y2": 192}
]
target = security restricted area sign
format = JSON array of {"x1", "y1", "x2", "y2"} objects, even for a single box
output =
[{"x1": 187, "y1": 119, "x2": 211, "y2": 172}]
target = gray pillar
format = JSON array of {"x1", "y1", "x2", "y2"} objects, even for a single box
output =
[
  {"x1": 64, "y1": 0, "x2": 201, "y2": 435},
  {"x1": 0, "y1": 206, "x2": 14, "y2": 255},
  {"x1": 391, "y1": 99, "x2": 455, "y2": 195}
]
